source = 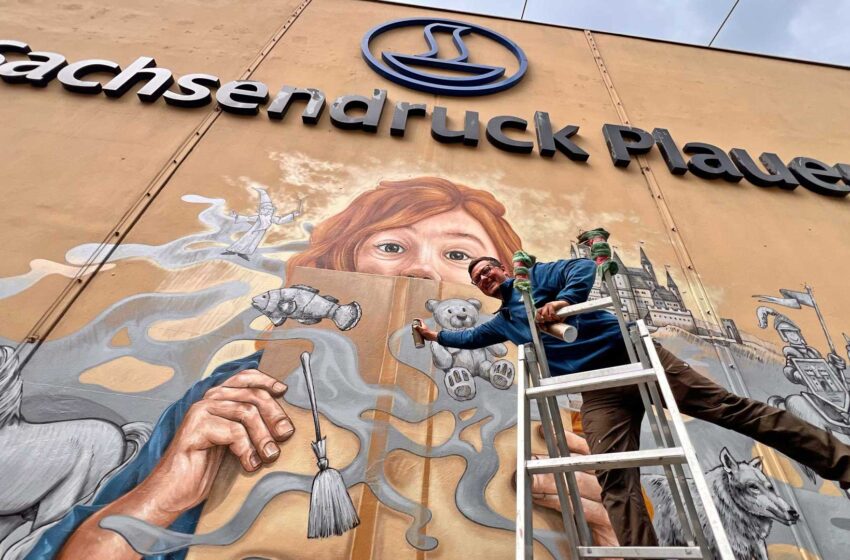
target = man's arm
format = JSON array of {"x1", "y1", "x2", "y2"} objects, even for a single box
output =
[
  {"x1": 535, "y1": 259, "x2": 597, "y2": 323},
  {"x1": 415, "y1": 317, "x2": 508, "y2": 350},
  {"x1": 554, "y1": 259, "x2": 596, "y2": 304}
]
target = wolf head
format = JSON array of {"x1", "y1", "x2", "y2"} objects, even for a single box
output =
[{"x1": 719, "y1": 447, "x2": 799, "y2": 526}]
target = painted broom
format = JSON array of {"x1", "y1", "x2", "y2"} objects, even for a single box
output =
[{"x1": 299, "y1": 351, "x2": 360, "y2": 538}]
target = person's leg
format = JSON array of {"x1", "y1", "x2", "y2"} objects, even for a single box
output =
[
  {"x1": 581, "y1": 386, "x2": 658, "y2": 546},
  {"x1": 655, "y1": 344, "x2": 850, "y2": 485}
]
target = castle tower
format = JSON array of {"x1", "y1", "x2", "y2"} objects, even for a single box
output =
[
  {"x1": 666, "y1": 269, "x2": 683, "y2": 305},
  {"x1": 640, "y1": 247, "x2": 655, "y2": 282}
]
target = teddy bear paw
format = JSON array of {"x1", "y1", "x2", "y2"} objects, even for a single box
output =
[
  {"x1": 444, "y1": 367, "x2": 476, "y2": 401},
  {"x1": 489, "y1": 359, "x2": 515, "y2": 389}
]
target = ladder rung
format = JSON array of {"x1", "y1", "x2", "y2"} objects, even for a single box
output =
[
  {"x1": 528, "y1": 368, "x2": 656, "y2": 398},
  {"x1": 526, "y1": 448, "x2": 686, "y2": 473},
  {"x1": 555, "y1": 297, "x2": 613, "y2": 318},
  {"x1": 578, "y1": 546, "x2": 702, "y2": 559},
  {"x1": 538, "y1": 361, "x2": 645, "y2": 386}
]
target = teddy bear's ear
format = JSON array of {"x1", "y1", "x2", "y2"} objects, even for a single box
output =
[
  {"x1": 426, "y1": 299, "x2": 439, "y2": 312},
  {"x1": 467, "y1": 298, "x2": 482, "y2": 310}
]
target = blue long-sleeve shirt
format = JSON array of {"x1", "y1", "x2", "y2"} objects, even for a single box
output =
[{"x1": 437, "y1": 259, "x2": 630, "y2": 376}]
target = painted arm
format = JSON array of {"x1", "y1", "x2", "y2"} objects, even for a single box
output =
[
  {"x1": 272, "y1": 211, "x2": 298, "y2": 225},
  {"x1": 58, "y1": 370, "x2": 294, "y2": 560},
  {"x1": 429, "y1": 341, "x2": 454, "y2": 369},
  {"x1": 486, "y1": 342, "x2": 508, "y2": 358},
  {"x1": 782, "y1": 347, "x2": 806, "y2": 384},
  {"x1": 437, "y1": 317, "x2": 509, "y2": 350},
  {"x1": 230, "y1": 211, "x2": 259, "y2": 223}
]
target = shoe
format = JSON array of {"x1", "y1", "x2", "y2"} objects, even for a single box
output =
[{"x1": 840, "y1": 480, "x2": 850, "y2": 491}]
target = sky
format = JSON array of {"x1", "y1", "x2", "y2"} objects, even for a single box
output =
[{"x1": 375, "y1": 0, "x2": 850, "y2": 67}]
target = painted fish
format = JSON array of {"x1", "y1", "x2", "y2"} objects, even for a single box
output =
[{"x1": 252, "y1": 285, "x2": 362, "y2": 331}]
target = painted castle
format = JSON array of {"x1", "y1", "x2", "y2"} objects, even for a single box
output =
[{"x1": 570, "y1": 243, "x2": 698, "y2": 333}]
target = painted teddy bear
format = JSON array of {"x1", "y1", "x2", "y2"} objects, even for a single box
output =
[{"x1": 425, "y1": 297, "x2": 515, "y2": 401}]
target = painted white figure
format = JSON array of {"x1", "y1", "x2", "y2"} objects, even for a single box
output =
[
  {"x1": 0, "y1": 345, "x2": 151, "y2": 558},
  {"x1": 644, "y1": 448, "x2": 799, "y2": 560},
  {"x1": 757, "y1": 306, "x2": 850, "y2": 436},
  {"x1": 223, "y1": 188, "x2": 302, "y2": 261}
]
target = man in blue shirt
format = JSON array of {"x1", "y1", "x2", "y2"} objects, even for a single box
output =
[{"x1": 415, "y1": 255, "x2": 850, "y2": 547}]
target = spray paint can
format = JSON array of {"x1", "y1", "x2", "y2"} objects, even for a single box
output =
[{"x1": 411, "y1": 319, "x2": 425, "y2": 348}]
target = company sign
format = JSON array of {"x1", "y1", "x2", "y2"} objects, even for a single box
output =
[{"x1": 1, "y1": 28, "x2": 849, "y2": 199}]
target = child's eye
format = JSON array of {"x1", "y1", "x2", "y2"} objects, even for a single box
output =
[
  {"x1": 376, "y1": 243, "x2": 405, "y2": 254},
  {"x1": 445, "y1": 250, "x2": 471, "y2": 261}
]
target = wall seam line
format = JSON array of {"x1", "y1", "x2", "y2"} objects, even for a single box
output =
[
  {"x1": 14, "y1": 0, "x2": 315, "y2": 372},
  {"x1": 583, "y1": 29, "x2": 824, "y2": 559}
]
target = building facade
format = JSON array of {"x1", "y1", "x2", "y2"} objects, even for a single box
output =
[{"x1": 0, "y1": 1, "x2": 849, "y2": 559}]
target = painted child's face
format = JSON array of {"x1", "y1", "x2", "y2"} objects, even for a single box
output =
[{"x1": 354, "y1": 208, "x2": 500, "y2": 284}]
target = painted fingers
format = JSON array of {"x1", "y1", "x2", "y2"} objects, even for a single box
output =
[{"x1": 190, "y1": 369, "x2": 294, "y2": 472}]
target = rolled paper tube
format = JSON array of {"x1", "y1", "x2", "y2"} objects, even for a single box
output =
[
  {"x1": 540, "y1": 322, "x2": 578, "y2": 343},
  {"x1": 411, "y1": 320, "x2": 425, "y2": 349}
]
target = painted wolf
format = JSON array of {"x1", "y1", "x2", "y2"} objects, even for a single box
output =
[{"x1": 643, "y1": 447, "x2": 799, "y2": 560}]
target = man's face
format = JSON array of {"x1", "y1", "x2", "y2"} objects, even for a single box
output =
[{"x1": 470, "y1": 260, "x2": 508, "y2": 297}]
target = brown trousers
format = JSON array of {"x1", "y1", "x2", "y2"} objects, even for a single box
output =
[{"x1": 579, "y1": 343, "x2": 850, "y2": 546}]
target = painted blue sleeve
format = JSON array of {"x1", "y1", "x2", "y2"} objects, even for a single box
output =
[
  {"x1": 23, "y1": 352, "x2": 264, "y2": 560},
  {"x1": 553, "y1": 259, "x2": 596, "y2": 304},
  {"x1": 437, "y1": 316, "x2": 509, "y2": 349}
]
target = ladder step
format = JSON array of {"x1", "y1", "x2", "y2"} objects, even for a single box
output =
[
  {"x1": 526, "y1": 448, "x2": 686, "y2": 473},
  {"x1": 555, "y1": 296, "x2": 613, "y2": 318},
  {"x1": 578, "y1": 546, "x2": 703, "y2": 559},
  {"x1": 538, "y1": 361, "x2": 645, "y2": 386},
  {"x1": 527, "y1": 368, "x2": 656, "y2": 398}
]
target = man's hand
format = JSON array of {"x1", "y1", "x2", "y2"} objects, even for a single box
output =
[
  {"x1": 413, "y1": 319, "x2": 439, "y2": 342},
  {"x1": 535, "y1": 301, "x2": 570, "y2": 324},
  {"x1": 142, "y1": 369, "x2": 295, "y2": 514}
]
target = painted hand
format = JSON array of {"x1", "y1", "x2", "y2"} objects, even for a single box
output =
[
  {"x1": 413, "y1": 318, "x2": 439, "y2": 342},
  {"x1": 828, "y1": 352, "x2": 847, "y2": 372},
  {"x1": 143, "y1": 369, "x2": 295, "y2": 515},
  {"x1": 535, "y1": 301, "x2": 569, "y2": 324}
]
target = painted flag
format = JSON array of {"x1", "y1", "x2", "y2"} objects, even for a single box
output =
[{"x1": 753, "y1": 288, "x2": 815, "y2": 309}]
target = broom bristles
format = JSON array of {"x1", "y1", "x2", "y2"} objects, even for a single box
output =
[{"x1": 308, "y1": 466, "x2": 361, "y2": 538}]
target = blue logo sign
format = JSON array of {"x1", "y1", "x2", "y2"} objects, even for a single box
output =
[{"x1": 361, "y1": 17, "x2": 528, "y2": 96}]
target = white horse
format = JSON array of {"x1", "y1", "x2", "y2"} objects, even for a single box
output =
[{"x1": 0, "y1": 345, "x2": 151, "y2": 558}]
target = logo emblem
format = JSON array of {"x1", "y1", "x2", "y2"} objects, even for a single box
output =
[{"x1": 361, "y1": 17, "x2": 528, "y2": 96}]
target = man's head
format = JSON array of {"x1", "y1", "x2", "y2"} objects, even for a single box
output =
[{"x1": 468, "y1": 256, "x2": 510, "y2": 297}]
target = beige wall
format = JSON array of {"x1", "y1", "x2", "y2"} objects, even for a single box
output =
[{"x1": 1, "y1": 0, "x2": 848, "y2": 558}]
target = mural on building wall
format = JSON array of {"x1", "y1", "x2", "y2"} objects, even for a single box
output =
[
  {"x1": 755, "y1": 290, "x2": 850, "y2": 446},
  {"x1": 222, "y1": 187, "x2": 303, "y2": 261},
  {"x1": 424, "y1": 296, "x2": 514, "y2": 401},
  {"x1": 644, "y1": 447, "x2": 800, "y2": 560},
  {"x1": 0, "y1": 166, "x2": 849, "y2": 559}
]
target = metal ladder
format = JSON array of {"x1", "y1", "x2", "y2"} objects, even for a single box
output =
[{"x1": 515, "y1": 271, "x2": 735, "y2": 559}]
